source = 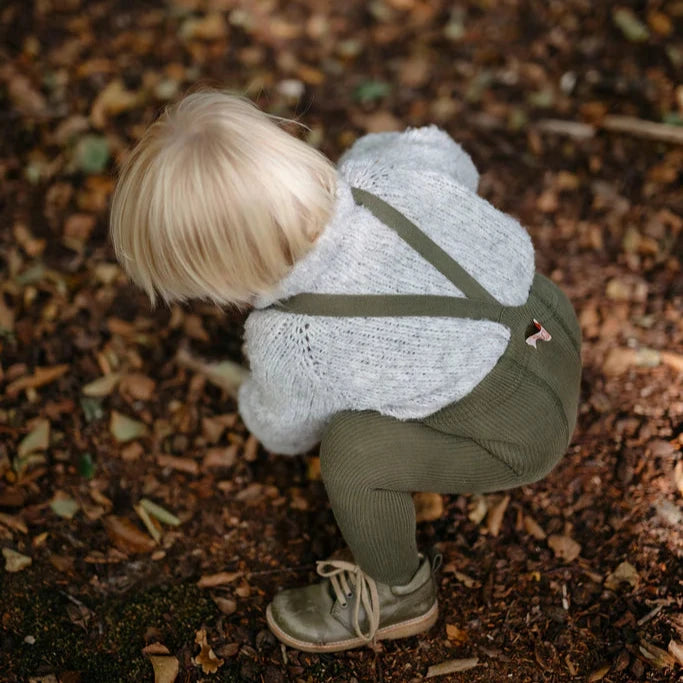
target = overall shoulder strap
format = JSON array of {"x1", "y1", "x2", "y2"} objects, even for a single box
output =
[
  {"x1": 350, "y1": 187, "x2": 497, "y2": 304},
  {"x1": 274, "y1": 187, "x2": 503, "y2": 320}
]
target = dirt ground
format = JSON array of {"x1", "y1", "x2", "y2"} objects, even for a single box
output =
[{"x1": 1, "y1": 1, "x2": 682, "y2": 681}]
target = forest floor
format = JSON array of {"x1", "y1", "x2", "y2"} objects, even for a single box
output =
[{"x1": 1, "y1": 1, "x2": 682, "y2": 681}]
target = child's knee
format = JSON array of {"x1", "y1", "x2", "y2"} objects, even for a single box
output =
[{"x1": 320, "y1": 411, "x2": 372, "y2": 489}]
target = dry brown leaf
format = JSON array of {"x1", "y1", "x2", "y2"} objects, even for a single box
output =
[
  {"x1": 156, "y1": 454, "x2": 199, "y2": 475},
  {"x1": 639, "y1": 639, "x2": 676, "y2": 669},
  {"x1": 142, "y1": 643, "x2": 170, "y2": 656},
  {"x1": 18, "y1": 419, "x2": 50, "y2": 458},
  {"x1": 82, "y1": 373, "x2": 121, "y2": 397},
  {"x1": 213, "y1": 597, "x2": 237, "y2": 615},
  {"x1": 674, "y1": 462, "x2": 683, "y2": 496},
  {"x1": 91, "y1": 79, "x2": 141, "y2": 128},
  {"x1": 467, "y1": 495, "x2": 488, "y2": 525},
  {"x1": 197, "y1": 571, "x2": 242, "y2": 588},
  {"x1": 523, "y1": 514, "x2": 547, "y2": 540},
  {"x1": 2, "y1": 547, "x2": 32, "y2": 573},
  {"x1": 587, "y1": 664, "x2": 611, "y2": 681},
  {"x1": 6, "y1": 365, "x2": 69, "y2": 396},
  {"x1": 426, "y1": 657, "x2": 479, "y2": 678},
  {"x1": 604, "y1": 561, "x2": 640, "y2": 591},
  {"x1": 202, "y1": 446, "x2": 238, "y2": 470},
  {"x1": 103, "y1": 515, "x2": 156, "y2": 554},
  {"x1": 119, "y1": 373, "x2": 156, "y2": 401},
  {"x1": 668, "y1": 640, "x2": 683, "y2": 666},
  {"x1": 0, "y1": 512, "x2": 28, "y2": 534},
  {"x1": 110, "y1": 411, "x2": 148, "y2": 442},
  {"x1": 180, "y1": 13, "x2": 227, "y2": 41},
  {"x1": 548, "y1": 534, "x2": 581, "y2": 562},
  {"x1": 484, "y1": 494, "x2": 510, "y2": 537},
  {"x1": 192, "y1": 628, "x2": 224, "y2": 674},
  {"x1": 414, "y1": 492, "x2": 444, "y2": 522},
  {"x1": 446, "y1": 623, "x2": 468, "y2": 644},
  {"x1": 148, "y1": 654, "x2": 179, "y2": 683}
]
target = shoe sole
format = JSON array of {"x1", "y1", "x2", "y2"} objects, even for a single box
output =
[{"x1": 265, "y1": 600, "x2": 439, "y2": 653}]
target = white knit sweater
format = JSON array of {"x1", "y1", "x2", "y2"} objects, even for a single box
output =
[{"x1": 238, "y1": 126, "x2": 535, "y2": 455}]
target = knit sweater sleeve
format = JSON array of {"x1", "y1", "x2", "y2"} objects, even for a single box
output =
[
  {"x1": 338, "y1": 125, "x2": 479, "y2": 192},
  {"x1": 237, "y1": 312, "x2": 339, "y2": 455}
]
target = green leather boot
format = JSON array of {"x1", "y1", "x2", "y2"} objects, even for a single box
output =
[{"x1": 265, "y1": 554, "x2": 440, "y2": 653}]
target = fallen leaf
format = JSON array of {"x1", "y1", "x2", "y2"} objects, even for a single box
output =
[
  {"x1": 149, "y1": 655, "x2": 179, "y2": 683},
  {"x1": 197, "y1": 571, "x2": 242, "y2": 588},
  {"x1": 203, "y1": 446, "x2": 238, "y2": 470},
  {"x1": 119, "y1": 373, "x2": 156, "y2": 401},
  {"x1": 156, "y1": 454, "x2": 199, "y2": 475},
  {"x1": 176, "y1": 349, "x2": 248, "y2": 398},
  {"x1": 484, "y1": 494, "x2": 510, "y2": 536},
  {"x1": 668, "y1": 640, "x2": 683, "y2": 666},
  {"x1": 213, "y1": 597, "x2": 237, "y2": 615},
  {"x1": 604, "y1": 561, "x2": 640, "y2": 591},
  {"x1": 50, "y1": 492, "x2": 80, "y2": 520},
  {"x1": 467, "y1": 495, "x2": 488, "y2": 525},
  {"x1": 140, "y1": 498, "x2": 181, "y2": 526},
  {"x1": 192, "y1": 628, "x2": 224, "y2": 674},
  {"x1": 103, "y1": 515, "x2": 156, "y2": 554},
  {"x1": 91, "y1": 79, "x2": 141, "y2": 128},
  {"x1": 446, "y1": 624, "x2": 468, "y2": 644},
  {"x1": 613, "y1": 7, "x2": 650, "y2": 42},
  {"x1": 674, "y1": 462, "x2": 683, "y2": 496},
  {"x1": 426, "y1": 657, "x2": 479, "y2": 678},
  {"x1": 180, "y1": 13, "x2": 226, "y2": 41},
  {"x1": 110, "y1": 411, "x2": 148, "y2": 442},
  {"x1": 73, "y1": 135, "x2": 110, "y2": 174},
  {"x1": 134, "y1": 504, "x2": 161, "y2": 543},
  {"x1": 414, "y1": 492, "x2": 444, "y2": 522},
  {"x1": 82, "y1": 373, "x2": 121, "y2": 397},
  {"x1": 17, "y1": 419, "x2": 50, "y2": 458},
  {"x1": 639, "y1": 638, "x2": 676, "y2": 669},
  {"x1": 523, "y1": 514, "x2": 547, "y2": 540},
  {"x1": 0, "y1": 512, "x2": 28, "y2": 534},
  {"x1": 3, "y1": 547, "x2": 32, "y2": 572},
  {"x1": 548, "y1": 534, "x2": 581, "y2": 562},
  {"x1": 6, "y1": 366, "x2": 68, "y2": 396},
  {"x1": 587, "y1": 664, "x2": 611, "y2": 681}
]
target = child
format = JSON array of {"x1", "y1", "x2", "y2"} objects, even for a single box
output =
[{"x1": 110, "y1": 90, "x2": 582, "y2": 653}]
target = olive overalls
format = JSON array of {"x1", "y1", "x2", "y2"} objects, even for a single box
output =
[{"x1": 276, "y1": 188, "x2": 582, "y2": 585}]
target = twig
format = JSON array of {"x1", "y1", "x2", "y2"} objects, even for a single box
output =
[
  {"x1": 536, "y1": 115, "x2": 683, "y2": 145},
  {"x1": 637, "y1": 603, "x2": 664, "y2": 626},
  {"x1": 601, "y1": 115, "x2": 683, "y2": 145}
]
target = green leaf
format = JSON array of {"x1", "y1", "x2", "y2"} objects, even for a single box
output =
[
  {"x1": 78, "y1": 452, "x2": 95, "y2": 479},
  {"x1": 80, "y1": 396, "x2": 104, "y2": 423},
  {"x1": 353, "y1": 81, "x2": 392, "y2": 103},
  {"x1": 140, "y1": 498, "x2": 181, "y2": 526},
  {"x1": 612, "y1": 8, "x2": 650, "y2": 43},
  {"x1": 74, "y1": 135, "x2": 110, "y2": 174}
]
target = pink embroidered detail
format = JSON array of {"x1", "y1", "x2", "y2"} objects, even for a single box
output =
[{"x1": 525, "y1": 319, "x2": 552, "y2": 348}]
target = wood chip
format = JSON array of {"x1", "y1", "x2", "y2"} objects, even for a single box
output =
[{"x1": 156, "y1": 454, "x2": 199, "y2": 475}]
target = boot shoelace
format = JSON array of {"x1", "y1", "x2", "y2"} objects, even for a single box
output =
[{"x1": 316, "y1": 559, "x2": 381, "y2": 641}]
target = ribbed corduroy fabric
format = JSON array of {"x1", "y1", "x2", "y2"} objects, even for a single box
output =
[{"x1": 279, "y1": 189, "x2": 582, "y2": 585}]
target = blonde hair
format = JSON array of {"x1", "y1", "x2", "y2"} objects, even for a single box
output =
[{"x1": 109, "y1": 91, "x2": 337, "y2": 307}]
